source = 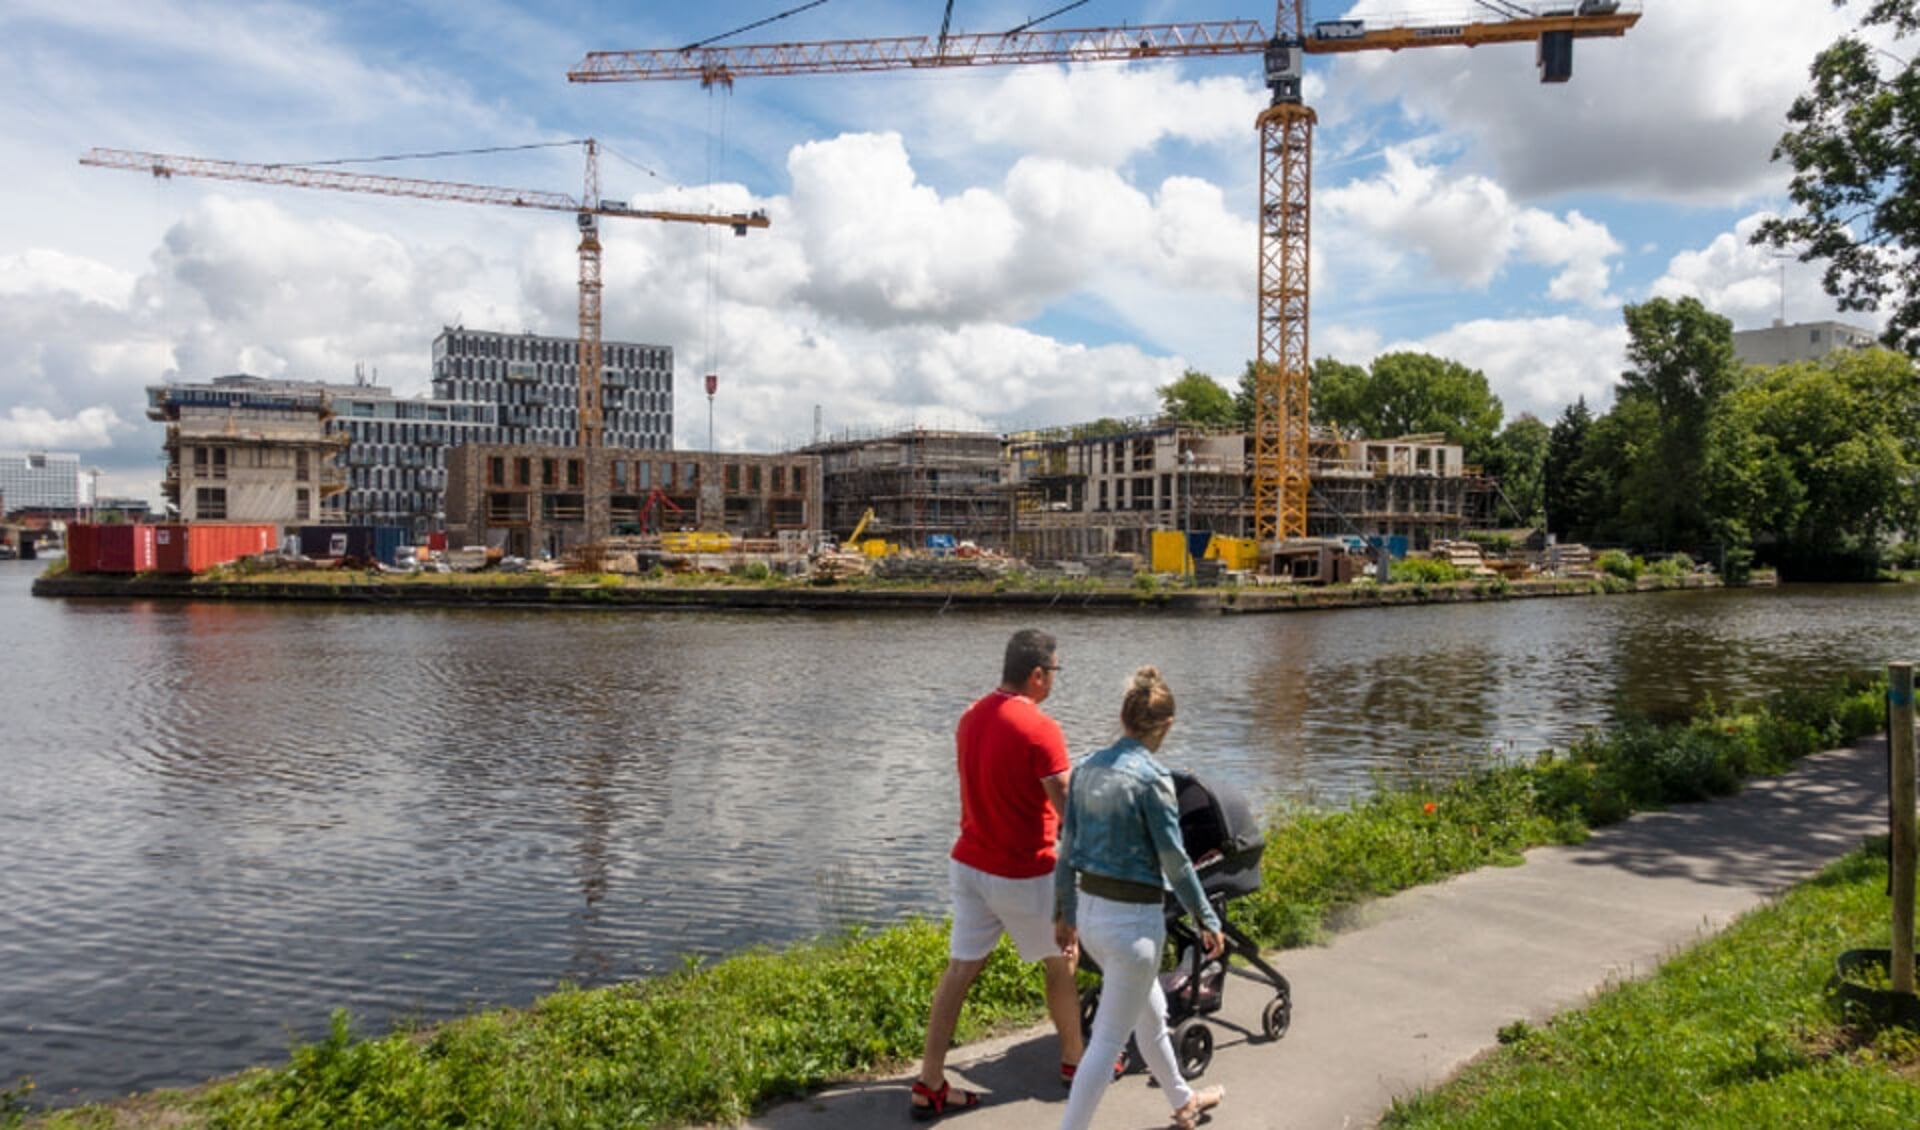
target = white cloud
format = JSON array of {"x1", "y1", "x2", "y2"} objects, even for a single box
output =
[
  {"x1": 0, "y1": 249, "x2": 136, "y2": 307},
  {"x1": 0, "y1": 406, "x2": 126, "y2": 451},
  {"x1": 1349, "y1": 315, "x2": 1629, "y2": 423},
  {"x1": 1650, "y1": 210, "x2": 1886, "y2": 333},
  {"x1": 1319, "y1": 147, "x2": 1621, "y2": 305},
  {"x1": 955, "y1": 64, "x2": 1262, "y2": 166},
  {"x1": 1333, "y1": 0, "x2": 1858, "y2": 204}
]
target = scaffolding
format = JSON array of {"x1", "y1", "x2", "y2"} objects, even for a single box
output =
[{"x1": 801, "y1": 428, "x2": 1010, "y2": 551}]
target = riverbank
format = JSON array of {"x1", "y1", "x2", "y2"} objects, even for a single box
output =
[
  {"x1": 29, "y1": 566, "x2": 1727, "y2": 613},
  {"x1": 13, "y1": 674, "x2": 1880, "y2": 1128}
]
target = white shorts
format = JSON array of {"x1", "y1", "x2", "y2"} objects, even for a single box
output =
[{"x1": 948, "y1": 858, "x2": 1061, "y2": 963}]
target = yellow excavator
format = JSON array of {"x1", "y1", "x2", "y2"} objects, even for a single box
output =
[{"x1": 843, "y1": 508, "x2": 898, "y2": 558}]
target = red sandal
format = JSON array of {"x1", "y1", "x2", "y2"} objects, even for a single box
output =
[
  {"x1": 910, "y1": 1079, "x2": 981, "y2": 1121},
  {"x1": 1059, "y1": 1052, "x2": 1130, "y2": 1087}
]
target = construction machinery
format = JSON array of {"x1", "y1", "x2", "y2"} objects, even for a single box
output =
[
  {"x1": 81, "y1": 141, "x2": 771, "y2": 449},
  {"x1": 569, "y1": 3, "x2": 1638, "y2": 550}
]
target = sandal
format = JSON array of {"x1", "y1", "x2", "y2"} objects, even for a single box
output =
[
  {"x1": 1059, "y1": 1052, "x2": 1129, "y2": 1087},
  {"x1": 1172, "y1": 1085, "x2": 1225, "y2": 1130},
  {"x1": 910, "y1": 1079, "x2": 981, "y2": 1122}
]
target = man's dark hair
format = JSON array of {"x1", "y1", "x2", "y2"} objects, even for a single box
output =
[{"x1": 1001, "y1": 628, "x2": 1057, "y2": 687}]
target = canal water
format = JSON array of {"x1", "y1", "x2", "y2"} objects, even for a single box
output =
[{"x1": 4, "y1": 560, "x2": 1919, "y2": 1105}]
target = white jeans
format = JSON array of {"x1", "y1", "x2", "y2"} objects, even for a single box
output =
[{"x1": 1058, "y1": 892, "x2": 1195, "y2": 1130}]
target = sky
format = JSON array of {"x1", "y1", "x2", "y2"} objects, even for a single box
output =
[{"x1": 0, "y1": 0, "x2": 1901, "y2": 503}]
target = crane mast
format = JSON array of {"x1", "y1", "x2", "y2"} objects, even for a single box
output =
[
  {"x1": 80, "y1": 143, "x2": 771, "y2": 449},
  {"x1": 571, "y1": 3, "x2": 1639, "y2": 546}
]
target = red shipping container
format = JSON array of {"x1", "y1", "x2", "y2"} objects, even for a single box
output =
[
  {"x1": 425, "y1": 532, "x2": 448, "y2": 552},
  {"x1": 153, "y1": 524, "x2": 190, "y2": 574},
  {"x1": 84, "y1": 524, "x2": 158, "y2": 574},
  {"x1": 154, "y1": 523, "x2": 279, "y2": 574},
  {"x1": 65, "y1": 523, "x2": 101, "y2": 573}
]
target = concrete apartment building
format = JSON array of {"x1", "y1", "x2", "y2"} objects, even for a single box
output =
[
  {"x1": 1007, "y1": 421, "x2": 1248, "y2": 560},
  {"x1": 801, "y1": 428, "x2": 1009, "y2": 549},
  {"x1": 147, "y1": 378, "x2": 348, "y2": 523},
  {"x1": 443, "y1": 445, "x2": 821, "y2": 558},
  {"x1": 0, "y1": 451, "x2": 81, "y2": 516},
  {"x1": 1732, "y1": 319, "x2": 1879, "y2": 367},
  {"x1": 1005, "y1": 421, "x2": 1489, "y2": 561}
]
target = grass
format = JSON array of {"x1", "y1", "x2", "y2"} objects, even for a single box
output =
[
  {"x1": 1382, "y1": 845, "x2": 1920, "y2": 1130},
  {"x1": 20, "y1": 676, "x2": 1889, "y2": 1129}
]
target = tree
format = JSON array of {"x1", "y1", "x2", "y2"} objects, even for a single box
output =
[
  {"x1": 1308, "y1": 358, "x2": 1370, "y2": 434},
  {"x1": 1158, "y1": 368, "x2": 1237, "y2": 427},
  {"x1": 1305, "y1": 352, "x2": 1504, "y2": 463},
  {"x1": 1617, "y1": 297, "x2": 1740, "y2": 551},
  {"x1": 1752, "y1": 0, "x2": 1920, "y2": 356},
  {"x1": 1543, "y1": 397, "x2": 1592, "y2": 539},
  {"x1": 1713, "y1": 347, "x2": 1920, "y2": 579},
  {"x1": 1482, "y1": 414, "x2": 1550, "y2": 527}
]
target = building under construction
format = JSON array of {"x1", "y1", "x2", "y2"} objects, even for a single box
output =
[
  {"x1": 801, "y1": 428, "x2": 1008, "y2": 550},
  {"x1": 1005, "y1": 420, "x2": 1499, "y2": 563},
  {"x1": 1305, "y1": 432, "x2": 1502, "y2": 549}
]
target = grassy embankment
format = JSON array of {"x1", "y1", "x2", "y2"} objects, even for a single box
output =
[
  {"x1": 1383, "y1": 843, "x2": 1920, "y2": 1129},
  {"x1": 10, "y1": 677, "x2": 1890, "y2": 1129}
]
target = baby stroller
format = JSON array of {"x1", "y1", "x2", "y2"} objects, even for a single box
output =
[{"x1": 1075, "y1": 769, "x2": 1292, "y2": 1079}]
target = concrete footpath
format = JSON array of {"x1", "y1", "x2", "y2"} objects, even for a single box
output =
[{"x1": 741, "y1": 738, "x2": 1892, "y2": 1130}]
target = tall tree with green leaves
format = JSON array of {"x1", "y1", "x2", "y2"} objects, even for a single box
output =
[
  {"x1": 1304, "y1": 352, "x2": 1504, "y2": 463},
  {"x1": 1482, "y1": 414, "x2": 1550, "y2": 527},
  {"x1": 1543, "y1": 397, "x2": 1593, "y2": 539},
  {"x1": 1618, "y1": 297, "x2": 1740, "y2": 550},
  {"x1": 1712, "y1": 347, "x2": 1920, "y2": 579},
  {"x1": 1753, "y1": 0, "x2": 1920, "y2": 356},
  {"x1": 1158, "y1": 368, "x2": 1238, "y2": 427}
]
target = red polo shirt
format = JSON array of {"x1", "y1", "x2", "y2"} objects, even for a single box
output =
[{"x1": 951, "y1": 689, "x2": 1070, "y2": 879}]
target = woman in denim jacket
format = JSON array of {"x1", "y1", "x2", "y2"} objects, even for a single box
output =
[{"x1": 1052, "y1": 667, "x2": 1225, "y2": 1130}]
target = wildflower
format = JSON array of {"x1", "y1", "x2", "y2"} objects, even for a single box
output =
[{"x1": 1422, "y1": 801, "x2": 1436, "y2": 814}]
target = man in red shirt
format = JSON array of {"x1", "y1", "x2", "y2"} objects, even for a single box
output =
[{"x1": 912, "y1": 628, "x2": 1086, "y2": 1120}]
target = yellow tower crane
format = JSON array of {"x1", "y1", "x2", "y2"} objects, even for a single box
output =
[
  {"x1": 569, "y1": 2, "x2": 1638, "y2": 548},
  {"x1": 81, "y1": 140, "x2": 770, "y2": 449}
]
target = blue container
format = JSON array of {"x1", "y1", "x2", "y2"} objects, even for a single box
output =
[{"x1": 1366, "y1": 535, "x2": 1411, "y2": 560}]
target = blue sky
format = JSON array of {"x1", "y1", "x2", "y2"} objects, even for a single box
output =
[{"x1": 0, "y1": 1, "x2": 1895, "y2": 502}]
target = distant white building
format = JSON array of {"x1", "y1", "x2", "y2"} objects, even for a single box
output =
[
  {"x1": 0, "y1": 451, "x2": 81, "y2": 514},
  {"x1": 1733, "y1": 319, "x2": 1880, "y2": 367}
]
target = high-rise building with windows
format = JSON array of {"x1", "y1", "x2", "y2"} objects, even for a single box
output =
[
  {"x1": 431, "y1": 326, "x2": 674, "y2": 451},
  {"x1": 0, "y1": 451, "x2": 81, "y2": 515}
]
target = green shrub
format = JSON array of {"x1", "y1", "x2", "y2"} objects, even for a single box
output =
[
  {"x1": 1593, "y1": 549, "x2": 1644, "y2": 580},
  {"x1": 1391, "y1": 557, "x2": 1461, "y2": 584}
]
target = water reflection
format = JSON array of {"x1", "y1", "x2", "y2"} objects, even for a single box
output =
[{"x1": 5, "y1": 562, "x2": 1920, "y2": 1106}]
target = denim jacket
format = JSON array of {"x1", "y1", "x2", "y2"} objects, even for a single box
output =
[{"x1": 1052, "y1": 736, "x2": 1220, "y2": 932}]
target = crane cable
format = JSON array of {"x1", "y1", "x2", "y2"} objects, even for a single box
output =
[{"x1": 704, "y1": 80, "x2": 732, "y2": 419}]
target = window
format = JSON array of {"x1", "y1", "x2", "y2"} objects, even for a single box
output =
[
  {"x1": 612, "y1": 461, "x2": 628, "y2": 489},
  {"x1": 772, "y1": 465, "x2": 786, "y2": 493},
  {"x1": 542, "y1": 458, "x2": 556, "y2": 487},
  {"x1": 296, "y1": 488, "x2": 311, "y2": 521},
  {"x1": 792, "y1": 467, "x2": 805, "y2": 494},
  {"x1": 682, "y1": 462, "x2": 698, "y2": 487},
  {"x1": 489, "y1": 456, "x2": 506, "y2": 486},
  {"x1": 195, "y1": 487, "x2": 227, "y2": 520},
  {"x1": 193, "y1": 447, "x2": 208, "y2": 478},
  {"x1": 516, "y1": 457, "x2": 532, "y2": 487},
  {"x1": 638, "y1": 461, "x2": 652, "y2": 489},
  {"x1": 746, "y1": 465, "x2": 761, "y2": 493},
  {"x1": 211, "y1": 448, "x2": 227, "y2": 480},
  {"x1": 725, "y1": 464, "x2": 741, "y2": 492},
  {"x1": 567, "y1": 459, "x2": 581, "y2": 488}
]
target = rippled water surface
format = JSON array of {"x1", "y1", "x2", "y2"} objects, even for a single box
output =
[{"x1": 5, "y1": 561, "x2": 1920, "y2": 1104}]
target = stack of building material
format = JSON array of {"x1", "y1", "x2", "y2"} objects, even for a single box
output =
[
  {"x1": 1431, "y1": 539, "x2": 1496, "y2": 577},
  {"x1": 873, "y1": 555, "x2": 1011, "y2": 582},
  {"x1": 1544, "y1": 542, "x2": 1594, "y2": 576}
]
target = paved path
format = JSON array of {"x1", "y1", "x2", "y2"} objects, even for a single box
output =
[{"x1": 740, "y1": 739, "x2": 1892, "y2": 1130}]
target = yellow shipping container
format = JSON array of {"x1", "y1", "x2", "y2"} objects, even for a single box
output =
[
  {"x1": 1206, "y1": 536, "x2": 1259, "y2": 571},
  {"x1": 1151, "y1": 530, "x2": 1195, "y2": 574}
]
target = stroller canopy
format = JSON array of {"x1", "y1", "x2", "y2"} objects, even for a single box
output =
[{"x1": 1170, "y1": 770, "x2": 1266, "y2": 898}]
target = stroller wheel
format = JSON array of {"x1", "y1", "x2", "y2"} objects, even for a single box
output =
[
  {"x1": 1262, "y1": 990, "x2": 1292, "y2": 1041},
  {"x1": 1077, "y1": 986, "x2": 1101, "y2": 1039},
  {"x1": 1171, "y1": 1019, "x2": 1213, "y2": 1078}
]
